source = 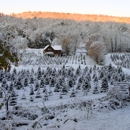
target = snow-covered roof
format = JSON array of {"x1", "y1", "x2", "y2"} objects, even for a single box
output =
[
  {"x1": 52, "y1": 45, "x2": 62, "y2": 50},
  {"x1": 43, "y1": 45, "x2": 50, "y2": 51},
  {"x1": 76, "y1": 48, "x2": 87, "y2": 53},
  {"x1": 43, "y1": 45, "x2": 62, "y2": 51}
]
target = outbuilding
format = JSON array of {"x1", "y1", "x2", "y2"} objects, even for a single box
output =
[{"x1": 43, "y1": 45, "x2": 62, "y2": 56}]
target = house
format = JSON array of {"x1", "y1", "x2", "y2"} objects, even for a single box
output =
[
  {"x1": 75, "y1": 48, "x2": 87, "y2": 56},
  {"x1": 43, "y1": 45, "x2": 62, "y2": 56},
  {"x1": 75, "y1": 43, "x2": 87, "y2": 56}
]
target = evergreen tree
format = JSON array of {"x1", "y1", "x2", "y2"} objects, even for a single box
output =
[
  {"x1": 93, "y1": 76, "x2": 98, "y2": 83},
  {"x1": 50, "y1": 78, "x2": 55, "y2": 87},
  {"x1": 24, "y1": 78, "x2": 28, "y2": 87},
  {"x1": 4, "y1": 83, "x2": 8, "y2": 90},
  {"x1": 40, "y1": 79, "x2": 45, "y2": 88},
  {"x1": 8, "y1": 82, "x2": 14, "y2": 92},
  {"x1": 44, "y1": 92, "x2": 48, "y2": 101},
  {"x1": 100, "y1": 78, "x2": 109, "y2": 93},
  {"x1": 15, "y1": 78, "x2": 23, "y2": 90},
  {"x1": 43, "y1": 86, "x2": 47, "y2": 93},
  {"x1": 45, "y1": 77, "x2": 49, "y2": 85},
  {"x1": 35, "y1": 89, "x2": 41, "y2": 98},
  {"x1": 75, "y1": 67, "x2": 81, "y2": 76},
  {"x1": 83, "y1": 80, "x2": 91, "y2": 91},
  {"x1": 30, "y1": 97, "x2": 34, "y2": 102},
  {"x1": 93, "y1": 83, "x2": 99, "y2": 94},
  {"x1": 99, "y1": 71, "x2": 104, "y2": 79},
  {"x1": 93, "y1": 65, "x2": 96, "y2": 71},
  {"x1": 108, "y1": 63, "x2": 113, "y2": 72},
  {"x1": 78, "y1": 77, "x2": 83, "y2": 84},
  {"x1": 84, "y1": 66, "x2": 89, "y2": 73},
  {"x1": 76, "y1": 82, "x2": 81, "y2": 90},
  {"x1": 37, "y1": 67, "x2": 42, "y2": 80},
  {"x1": 10, "y1": 90, "x2": 17, "y2": 106},
  {"x1": 54, "y1": 83, "x2": 60, "y2": 92},
  {"x1": 70, "y1": 89, "x2": 76, "y2": 97},
  {"x1": 117, "y1": 66, "x2": 123, "y2": 73},
  {"x1": 1, "y1": 79, "x2": 7, "y2": 89},
  {"x1": 34, "y1": 82, "x2": 39, "y2": 91},
  {"x1": 30, "y1": 76, "x2": 34, "y2": 84},
  {"x1": 30, "y1": 86, "x2": 34, "y2": 95},
  {"x1": 31, "y1": 68, "x2": 34, "y2": 74},
  {"x1": 68, "y1": 78, "x2": 74, "y2": 88},
  {"x1": 61, "y1": 85, "x2": 68, "y2": 94}
]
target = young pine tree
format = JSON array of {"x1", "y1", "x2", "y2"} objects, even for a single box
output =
[{"x1": 100, "y1": 78, "x2": 109, "y2": 93}]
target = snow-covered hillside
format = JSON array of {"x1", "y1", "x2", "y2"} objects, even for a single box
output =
[{"x1": 0, "y1": 51, "x2": 130, "y2": 130}]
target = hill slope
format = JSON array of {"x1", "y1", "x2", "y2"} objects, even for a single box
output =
[{"x1": 13, "y1": 11, "x2": 130, "y2": 23}]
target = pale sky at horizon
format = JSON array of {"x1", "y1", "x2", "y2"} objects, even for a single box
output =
[{"x1": 0, "y1": 0, "x2": 130, "y2": 17}]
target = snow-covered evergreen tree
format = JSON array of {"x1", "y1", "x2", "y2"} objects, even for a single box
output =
[
  {"x1": 30, "y1": 86, "x2": 34, "y2": 95},
  {"x1": 100, "y1": 78, "x2": 109, "y2": 93},
  {"x1": 93, "y1": 82, "x2": 99, "y2": 94},
  {"x1": 10, "y1": 90, "x2": 17, "y2": 106}
]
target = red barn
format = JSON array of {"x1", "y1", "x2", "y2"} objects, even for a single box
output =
[{"x1": 43, "y1": 45, "x2": 62, "y2": 56}]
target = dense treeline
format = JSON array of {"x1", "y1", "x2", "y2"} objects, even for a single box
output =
[
  {"x1": 0, "y1": 12, "x2": 130, "y2": 55},
  {"x1": 12, "y1": 11, "x2": 130, "y2": 23}
]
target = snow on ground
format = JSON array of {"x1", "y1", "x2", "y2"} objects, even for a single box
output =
[
  {"x1": 1, "y1": 51, "x2": 130, "y2": 130},
  {"x1": 40, "y1": 105, "x2": 130, "y2": 130},
  {"x1": 105, "y1": 53, "x2": 130, "y2": 75},
  {"x1": 53, "y1": 105, "x2": 130, "y2": 130},
  {"x1": 25, "y1": 48, "x2": 44, "y2": 55}
]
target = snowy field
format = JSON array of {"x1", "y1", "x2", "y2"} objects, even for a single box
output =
[{"x1": 1, "y1": 50, "x2": 130, "y2": 130}]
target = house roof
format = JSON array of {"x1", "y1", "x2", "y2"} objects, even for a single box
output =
[
  {"x1": 43, "y1": 45, "x2": 62, "y2": 51},
  {"x1": 76, "y1": 48, "x2": 87, "y2": 53},
  {"x1": 43, "y1": 45, "x2": 50, "y2": 51},
  {"x1": 52, "y1": 45, "x2": 62, "y2": 50}
]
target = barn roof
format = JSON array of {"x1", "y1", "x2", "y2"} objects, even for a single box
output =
[
  {"x1": 43, "y1": 45, "x2": 50, "y2": 51},
  {"x1": 76, "y1": 48, "x2": 87, "y2": 53},
  {"x1": 43, "y1": 45, "x2": 62, "y2": 51},
  {"x1": 52, "y1": 45, "x2": 62, "y2": 50}
]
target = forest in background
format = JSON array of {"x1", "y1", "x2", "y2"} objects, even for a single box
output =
[
  {"x1": 10, "y1": 11, "x2": 130, "y2": 23},
  {"x1": 0, "y1": 12, "x2": 130, "y2": 57}
]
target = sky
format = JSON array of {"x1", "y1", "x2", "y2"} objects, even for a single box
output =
[{"x1": 0, "y1": 0, "x2": 130, "y2": 17}]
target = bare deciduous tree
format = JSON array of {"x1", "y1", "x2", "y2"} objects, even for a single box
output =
[
  {"x1": 86, "y1": 33, "x2": 104, "y2": 51},
  {"x1": 88, "y1": 41, "x2": 107, "y2": 64}
]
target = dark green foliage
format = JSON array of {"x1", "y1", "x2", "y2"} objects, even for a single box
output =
[
  {"x1": 35, "y1": 89, "x2": 41, "y2": 98},
  {"x1": 93, "y1": 83, "x2": 99, "y2": 94},
  {"x1": 0, "y1": 40, "x2": 18, "y2": 70},
  {"x1": 30, "y1": 97, "x2": 34, "y2": 102},
  {"x1": 34, "y1": 82, "x2": 39, "y2": 91},
  {"x1": 100, "y1": 78, "x2": 109, "y2": 93},
  {"x1": 30, "y1": 87, "x2": 34, "y2": 95},
  {"x1": 15, "y1": 78, "x2": 23, "y2": 90},
  {"x1": 30, "y1": 77, "x2": 34, "y2": 84},
  {"x1": 24, "y1": 78, "x2": 28, "y2": 87},
  {"x1": 70, "y1": 89, "x2": 76, "y2": 97},
  {"x1": 37, "y1": 67, "x2": 42, "y2": 80},
  {"x1": 10, "y1": 90, "x2": 17, "y2": 106},
  {"x1": 82, "y1": 80, "x2": 91, "y2": 91},
  {"x1": 54, "y1": 83, "x2": 60, "y2": 92},
  {"x1": 40, "y1": 79, "x2": 45, "y2": 88}
]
